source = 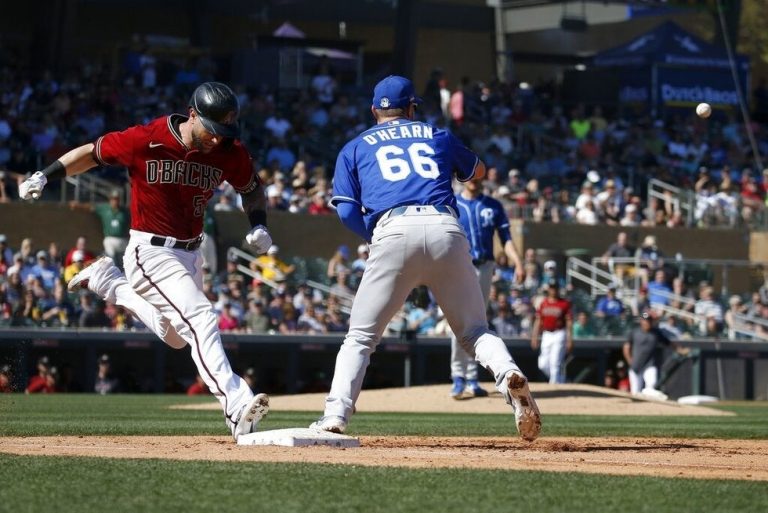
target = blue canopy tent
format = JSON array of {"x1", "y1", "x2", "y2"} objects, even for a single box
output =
[{"x1": 593, "y1": 21, "x2": 750, "y2": 117}]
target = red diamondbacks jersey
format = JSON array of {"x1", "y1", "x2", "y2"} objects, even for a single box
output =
[
  {"x1": 537, "y1": 297, "x2": 572, "y2": 332},
  {"x1": 94, "y1": 114, "x2": 258, "y2": 240}
]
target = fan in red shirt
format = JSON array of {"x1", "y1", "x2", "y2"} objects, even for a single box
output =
[
  {"x1": 18, "y1": 82, "x2": 271, "y2": 442},
  {"x1": 25, "y1": 356, "x2": 56, "y2": 394},
  {"x1": 531, "y1": 278, "x2": 573, "y2": 384}
]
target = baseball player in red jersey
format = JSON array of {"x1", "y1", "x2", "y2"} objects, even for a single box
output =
[
  {"x1": 531, "y1": 278, "x2": 573, "y2": 384},
  {"x1": 19, "y1": 82, "x2": 272, "y2": 441}
]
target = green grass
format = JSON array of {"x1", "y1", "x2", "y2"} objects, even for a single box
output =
[
  {"x1": 0, "y1": 455, "x2": 766, "y2": 513},
  {"x1": 1, "y1": 395, "x2": 767, "y2": 512},
  {"x1": 1, "y1": 395, "x2": 767, "y2": 439}
]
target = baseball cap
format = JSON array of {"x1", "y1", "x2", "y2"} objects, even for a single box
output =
[
  {"x1": 640, "y1": 310, "x2": 652, "y2": 320},
  {"x1": 267, "y1": 245, "x2": 279, "y2": 255},
  {"x1": 109, "y1": 189, "x2": 121, "y2": 199},
  {"x1": 372, "y1": 75, "x2": 423, "y2": 110},
  {"x1": 72, "y1": 250, "x2": 85, "y2": 262},
  {"x1": 36, "y1": 250, "x2": 47, "y2": 259},
  {"x1": 98, "y1": 354, "x2": 110, "y2": 364},
  {"x1": 544, "y1": 260, "x2": 556, "y2": 270},
  {"x1": 357, "y1": 243, "x2": 369, "y2": 254},
  {"x1": 37, "y1": 356, "x2": 50, "y2": 366},
  {"x1": 338, "y1": 245, "x2": 350, "y2": 259},
  {"x1": 0, "y1": 234, "x2": 6, "y2": 243}
]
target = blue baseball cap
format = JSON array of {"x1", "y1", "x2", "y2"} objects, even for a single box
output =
[{"x1": 372, "y1": 75, "x2": 423, "y2": 110}]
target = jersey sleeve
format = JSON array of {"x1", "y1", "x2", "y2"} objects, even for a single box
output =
[
  {"x1": 447, "y1": 132, "x2": 480, "y2": 182},
  {"x1": 226, "y1": 150, "x2": 260, "y2": 195},
  {"x1": 330, "y1": 143, "x2": 361, "y2": 207},
  {"x1": 93, "y1": 125, "x2": 145, "y2": 167},
  {"x1": 493, "y1": 200, "x2": 512, "y2": 244}
]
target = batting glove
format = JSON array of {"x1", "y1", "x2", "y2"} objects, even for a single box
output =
[
  {"x1": 245, "y1": 225, "x2": 272, "y2": 254},
  {"x1": 19, "y1": 171, "x2": 47, "y2": 200}
]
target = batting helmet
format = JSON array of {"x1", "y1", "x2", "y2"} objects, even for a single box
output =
[{"x1": 189, "y1": 82, "x2": 240, "y2": 138}]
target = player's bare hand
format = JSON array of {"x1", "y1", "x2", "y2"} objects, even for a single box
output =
[
  {"x1": 245, "y1": 225, "x2": 272, "y2": 254},
  {"x1": 19, "y1": 171, "x2": 47, "y2": 200}
]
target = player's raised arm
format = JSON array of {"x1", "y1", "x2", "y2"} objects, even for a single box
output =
[{"x1": 18, "y1": 143, "x2": 99, "y2": 200}]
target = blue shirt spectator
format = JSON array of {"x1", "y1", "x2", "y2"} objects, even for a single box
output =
[
  {"x1": 595, "y1": 288, "x2": 624, "y2": 317},
  {"x1": 647, "y1": 270, "x2": 672, "y2": 307}
]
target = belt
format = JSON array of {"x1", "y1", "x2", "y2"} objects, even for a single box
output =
[
  {"x1": 385, "y1": 205, "x2": 457, "y2": 219},
  {"x1": 149, "y1": 234, "x2": 203, "y2": 251}
]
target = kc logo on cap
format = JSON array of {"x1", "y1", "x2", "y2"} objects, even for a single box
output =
[{"x1": 372, "y1": 75, "x2": 423, "y2": 110}]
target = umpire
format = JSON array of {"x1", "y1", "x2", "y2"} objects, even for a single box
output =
[{"x1": 623, "y1": 311, "x2": 687, "y2": 395}]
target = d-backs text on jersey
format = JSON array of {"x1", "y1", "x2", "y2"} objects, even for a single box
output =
[{"x1": 145, "y1": 160, "x2": 223, "y2": 191}]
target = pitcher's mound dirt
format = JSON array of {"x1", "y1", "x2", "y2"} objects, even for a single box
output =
[{"x1": 176, "y1": 383, "x2": 732, "y2": 417}]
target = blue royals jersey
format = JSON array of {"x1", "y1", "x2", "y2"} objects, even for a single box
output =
[
  {"x1": 455, "y1": 193, "x2": 511, "y2": 262},
  {"x1": 331, "y1": 119, "x2": 479, "y2": 235}
]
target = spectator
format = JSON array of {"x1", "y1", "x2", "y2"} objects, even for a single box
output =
[
  {"x1": 218, "y1": 302, "x2": 241, "y2": 332},
  {"x1": 251, "y1": 245, "x2": 295, "y2": 284},
  {"x1": 602, "y1": 231, "x2": 635, "y2": 281},
  {"x1": 186, "y1": 374, "x2": 209, "y2": 395},
  {"x1": 63, "y1": 250, "x2": 86, "y2": 283},
  {"x1": 30, "y1": 250, "x2": 59, "y2": 290},
  {"x1": 64, "y1": 236, "x2": 96, "y2": 267},
  {"x1": 80, "y1": 297, "x2": 112, "y2": 328},
  {"x1": 26, "y1": 356, "x2": 55, "y2": 393},
  {"x1": 94, "y1": 354, "x2": 120, "y2": 394},
  {"x1": 595, "y1": 286, "x2": 624, "y2": 318},
  {"x1": 307, "y1": 190, "x2": 332, "y2": 215},
  {"x1": 636, "y1": 235, "x2": 664, "y2": 285},
  {"x1": 0, "y1": 364, "x2": 12, "y2": 392},
  {"x1": 572, "y1": 311, "x2": 595, "y2": 337},
  {"x1": 84, "y1": 189, "x2": 130, "y2": 269},
  {"x1": 244, "y1": 299, "x2": 271, "y2": 334},
  {"x1": 647, "y1": 270, "x2": 672, "y2": 308},
  {"x1": 619, "y1": 204, "x2": 641, "y2": 227},
  {"x1": 327, "y1": 245, "x2": 351, "y2": 281},
  {"x1": 724, "y1": 295, "x2": 747, "y2": 340},
  {"x1": 693, "y1": 286, "x2": 724, "y2": 337},
  {"x1": 0, "y1": 234, "x2": 13, "y2": 265}
]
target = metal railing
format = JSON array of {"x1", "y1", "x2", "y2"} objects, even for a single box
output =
[
  {"x1": 567, "y1": 256, "x2": 768, "y2": 343},
  {"x1": 647, "y1": 178, "x2": 695, "y2": 226},
  {"x1": 228, "y1": 247, "x2": 354, "y2": 314},
  {"x1": 61, "y1": 173, "x2": 127, "y2": 204}
]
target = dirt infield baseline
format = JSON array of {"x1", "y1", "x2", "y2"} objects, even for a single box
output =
[
  {"x1": 176, "y1": 383, "x2": 735, "y2": 417},
  {"x1": 1, "y1": 435, "x2": 766, "y2": 481},
  {"x1": 3, "y1": 385, "x2": 757, "y2": 481}
]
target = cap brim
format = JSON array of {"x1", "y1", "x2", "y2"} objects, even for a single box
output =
[{"x1": 199, "y1": 117, "x2": 240, "y2": 138}]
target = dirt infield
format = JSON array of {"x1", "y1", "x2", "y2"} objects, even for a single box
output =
[
  {"x1": 1, "y1": 435, "x2": 766, "y2": 481},
  {"x1": 2, "y1": 384, "x2": 759, "y2": 480}
]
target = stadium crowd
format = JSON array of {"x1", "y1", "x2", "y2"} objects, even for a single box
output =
[
  {"x1": 2, "y1": 56, "x2": 768, "y2": 357},
  {"x1": 2, "y1": 55, "x2": 768, "y2": 229}
]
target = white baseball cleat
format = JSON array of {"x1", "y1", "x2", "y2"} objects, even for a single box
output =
[
  {"x1": 309, "y1": 415, "x2": 347, "y2": 434},
  {"x1": 504, "y1": 371, "x2": 541, "y2": 442},
  {"x1": 67, "y1": 256, "x2": 119, "y2": 296},
  {"x1": 233, "y1": 393, "x2": 270, "y2": 442}
]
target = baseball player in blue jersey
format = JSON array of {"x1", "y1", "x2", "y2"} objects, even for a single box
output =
[
  {"x1": 309, "y1": 75, "x2": 541, "y2": 441},
  {"x1": 451, "y1": 176, "x2": 524, "y2": 398}
]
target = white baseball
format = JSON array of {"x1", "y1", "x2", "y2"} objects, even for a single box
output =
[{"x1": 696, "y1": 102, "x2": 711, "y2": 119}]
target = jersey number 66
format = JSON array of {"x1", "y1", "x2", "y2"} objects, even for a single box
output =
[{"x1": 375, "y1": 143, "x2": 439, "y2": 182}]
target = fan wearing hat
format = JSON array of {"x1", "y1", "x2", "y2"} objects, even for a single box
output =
[
  {"x1": 17, "y1": 80, "x2": 273, "y2": 442},
  {"x1": 250, "y1": 244, "x2": 295, "y2": 284},
  {"x1": 30, "y1": 250, "x2": 60, "y2": 290},
  {"x1": 25, "y1": 356, "x2": 55, "y2": 394},
  {"x1": 531, "y1": 278, "x2": 573, "y2": 384}
]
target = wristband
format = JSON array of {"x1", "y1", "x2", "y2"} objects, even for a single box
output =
[
  {"x1": 41, "y1": 160, "x2": 66, "y2": 180},
  {"x1": 247, "y1": 207, "x2": 267, "y2": 228}
]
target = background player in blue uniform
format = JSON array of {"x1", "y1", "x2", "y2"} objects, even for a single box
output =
[
  {"x1": 309, "y1": 75, "x2": 541, "y2": 441},
  {"x1": 450, "y1": 176, "x2": 524, "y2": 398}
]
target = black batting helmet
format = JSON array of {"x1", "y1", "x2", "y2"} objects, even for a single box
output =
[{"x1": 189, "y1": 82, "x2": 240, "y2": 138}]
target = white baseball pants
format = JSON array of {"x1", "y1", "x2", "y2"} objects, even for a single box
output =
[
  {"x1": 538, "y1": 328, "x2": 567, "y2": 384},
  {"x1": 450, "y1": 260, "x2": 495, "y2": 380},
  {"x1": 629, "y1": 363, "x2": 658, "y2": 394},
  {"x1": 322, "y1": 210, "x2": 523, "y2": 421}
]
